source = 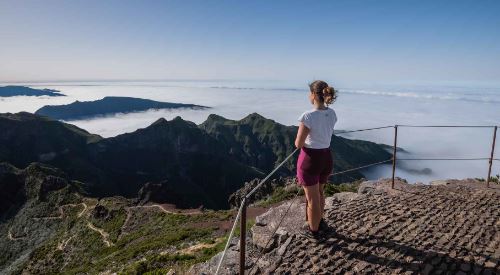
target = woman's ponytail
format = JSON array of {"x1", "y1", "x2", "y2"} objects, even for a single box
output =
[
  {"x1": 309, "y1": 80, "x2": 338, "y2": 106},
  {"x1": 322, "y1": 86, "x2": 337, "y2": 106}
]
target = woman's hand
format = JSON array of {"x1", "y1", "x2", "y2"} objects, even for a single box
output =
[{"x1": 295, "y1": 122, "x2": 310, "y2": 148}]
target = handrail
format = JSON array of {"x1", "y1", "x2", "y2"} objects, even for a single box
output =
[
  {"x1": 215, "y1": 199, "x2": 245, "y2": 275},
  {"x1": 245, "y1": 148, "x2": 299, "y2": 200},
  {"x1": 329, "y1": 159, "x2": 392, "y2": 176},
  {"x1": 398, "y1": 157, "x2": 490, "y2": 161},
  {"x1": 398, "y1": 125, "x2": 497, "y2": 128},
  {"x1": 334, "y1": 125, "x2": 393, "y2": 134},
  {"x1": 215, "y1": 148, "x2": 300, "y2": 275},
  {"x1": 214, "y1": 124, "x2": 499, "y2": 275}
]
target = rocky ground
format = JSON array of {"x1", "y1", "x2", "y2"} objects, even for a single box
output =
[{"x1": 192, "y1": 178, "x2": 500, "y2": 274}]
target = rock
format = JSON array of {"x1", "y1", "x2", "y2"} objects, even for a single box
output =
[
  {"x1": 252, "y1": 200, "x2": 305, "y2": 236},
  {"x1": 277, "y1": 236, "x2": 293, "y2": 256},
  {"x1": 251, "y1": 225, "x2": 277, "y2": 252},
  {"x1": 189, "y1": 248, "x2": 240, "y2": 275},
  {"x1": 357, "y1": 181, "x2": 385, "y2": 195},
  {"x1": 429, "y1": 180, "x2": 449, "y2": 186},
  {"x1": 326, "y1": 192, "x2": 361, "y2": 207},
  {"x1": 358, "y1": 182, "x2": 376, "y2": 194}
]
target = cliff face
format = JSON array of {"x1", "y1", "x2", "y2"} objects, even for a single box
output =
[
  {"x1": 193, "y1": 179, "x2": 500, "y2": 274},
  {"x1": 0, "y1": 112, "x2": 391, "y2": 209}
]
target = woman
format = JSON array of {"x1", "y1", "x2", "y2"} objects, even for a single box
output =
[{"x1": 295, "y1": 80, "x2": 338, "y2": 239}]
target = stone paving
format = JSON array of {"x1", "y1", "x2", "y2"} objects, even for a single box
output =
[{"x1": 193, "y1": 179, "x2": 500, "y2": 274}]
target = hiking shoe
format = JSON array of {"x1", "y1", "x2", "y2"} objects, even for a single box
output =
[
  {"x1": 299, "y1": 222, "x2": 323, "y2": 241},
  {"x1": 319, "y1": 218, "x2": 329, "y2": 232}
]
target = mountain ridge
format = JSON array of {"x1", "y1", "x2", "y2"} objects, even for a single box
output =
[
  {"x1": 0, "y1": 112, "x2": 391, "y2": 209},
  {"x1": 0, "y1": 86, "x2": 65, "y2": 97},
  {"x1": 35, "y1": 96, "x2": 209, "y2": 120}
]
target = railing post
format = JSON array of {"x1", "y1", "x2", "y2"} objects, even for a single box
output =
[
  {"x1": 239, "y1": 198, "x2": 247, "y2": 275},
  {"x1": 486, "y1": 126, "x2": 497, "y2": 188},
  {"x1": 391, "y1": 125, "x2": 398, "y2": 189}
]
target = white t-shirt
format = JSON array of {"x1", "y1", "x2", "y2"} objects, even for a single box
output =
[{"x1": 298, "y1": 107, "x2": 338, "y2": 149}]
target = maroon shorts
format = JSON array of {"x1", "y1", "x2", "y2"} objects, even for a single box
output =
[{"x1": 296, "y1": 147, "x2": 333, "y2": 186}]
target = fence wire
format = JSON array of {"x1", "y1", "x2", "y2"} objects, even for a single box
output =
[
  {"x1": 398, "y1": 125, "x2": 496, "y2": 128},
  {"x1": 214, "y1": 124, "x2": 499, "y2": 275},
  {"x1": 398, "y1": 157, "x2": 490, "y2": 161}
]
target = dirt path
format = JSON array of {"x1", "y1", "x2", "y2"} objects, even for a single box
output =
[
  {"x1": 7, "y1": 229, "x2": 26, "y2": 241},
  {"x1": 69, "y1": 202, "x2": 87, "y2": 218},
  {"x1": 175, "y1": 238, "x2": 225, "y2": 255},
  {"x1": 130, "y1": 204, "x2": 182, "y2": 214},
  {"x1": 32, "y1": 202, "x2": 88, "y2": 221},
  {"x1": 86, "y1": 222, "x2": 113, "y2": 247},
  {"x1": 57, "y1": 236, "x2": 74, "y2": 250}
]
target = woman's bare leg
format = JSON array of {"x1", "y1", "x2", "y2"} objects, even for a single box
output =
[{"x1": 303, "y1": 184, "x2": 321, "y2": 231}]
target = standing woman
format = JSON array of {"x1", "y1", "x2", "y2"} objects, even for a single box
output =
[{"x1": 295, "y1": 80, "x2": 338, "y2": 239}]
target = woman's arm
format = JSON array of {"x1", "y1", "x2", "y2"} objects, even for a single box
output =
[{"x1": 295, "y1": 122, "x2": 310, "y2": 148}]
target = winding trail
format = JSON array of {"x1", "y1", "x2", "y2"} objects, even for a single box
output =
[
  {"x1": 86, "y1": 222, "x2": 114, "y2": 247},
  {"x1": 8, "y1": 202, "x2": 88, "y2": 242},
  {"x1": 127, "y1": 204, "x2": 202, "y2": 216},
  {"x1": 57, "y1": 236, "x2": 74, "y2": 250},
  {"x1": 131, "y1": 204, "x2": 178, "y2": 214},
  {"x1": 32, "y1": 202, "x2": 87, "y2": 221},
  {"x1": 118, "y1": 204, "x2": 201, "y2": 240},
  {"x1": 7, "y1": 229, "x2": 26, "y2": 241},
  {"x1": 174, "y1": 237, "x2": 224, "y2": 255}
]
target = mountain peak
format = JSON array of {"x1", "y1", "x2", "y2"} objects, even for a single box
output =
[
  {"x1": 242, "y1": 112, "x2": 266, "y2": 121},
  {"x1": 151, "y1": 117, "x2": 168, "y2": 126},
  {"x1": 128, "y1": 115, "x2": 197, "y2": 135},
  {"x1": 206, "y1": 113, "x2": 229, "y2": 122}
]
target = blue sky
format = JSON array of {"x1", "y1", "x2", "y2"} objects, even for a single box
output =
[{"x1": 1, "y1": 0, "x2": 499, "y2": 85}]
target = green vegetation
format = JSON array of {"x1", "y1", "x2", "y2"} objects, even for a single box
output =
[
  {"x1": 475, "y1": 174, "x2": 500, "y2": 183},
  {"x1": 18, "y1": 205, "x2": 233, "y2": 274},
  {"x1": 324, "y1": 180, "x2": 362, "y2": 196},
  {"x1": 256, "y1": 180, "x2": 361, "y2": 207},
  {"x1": 257, "y1": 186, "x2": 303, "y2": 207}
]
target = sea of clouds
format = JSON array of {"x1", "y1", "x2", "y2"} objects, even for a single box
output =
[{"x1": 1, "y1": 80, "x2": 499, "y2": 183}]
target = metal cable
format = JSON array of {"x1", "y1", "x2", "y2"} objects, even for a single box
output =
[
  {"x1": 245, "y1": 148, "x2": 299, "y2": 200},
  {"x1": 247, "y1": 190, "x2": 302, "y2": 275},
  {"x1": 215, "y1": 200, "x2": 245, "y2": 275},
  {"x1": 329, "y1": 159, "x2": 393, "y2": 176},
  {"x1": 398, "y1": 157, "x2": 490, "y2": 161},
  {"x1": 334, "y1": 125, "x2": 393, "y2": 134},
  {"x1": 398, "y1": 125, "x2": 496, "y2": 128}
]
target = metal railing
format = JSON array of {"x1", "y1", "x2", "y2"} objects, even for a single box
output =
[{"x1": 215, "y1": 124, "x2": 498, "y2": 275}]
